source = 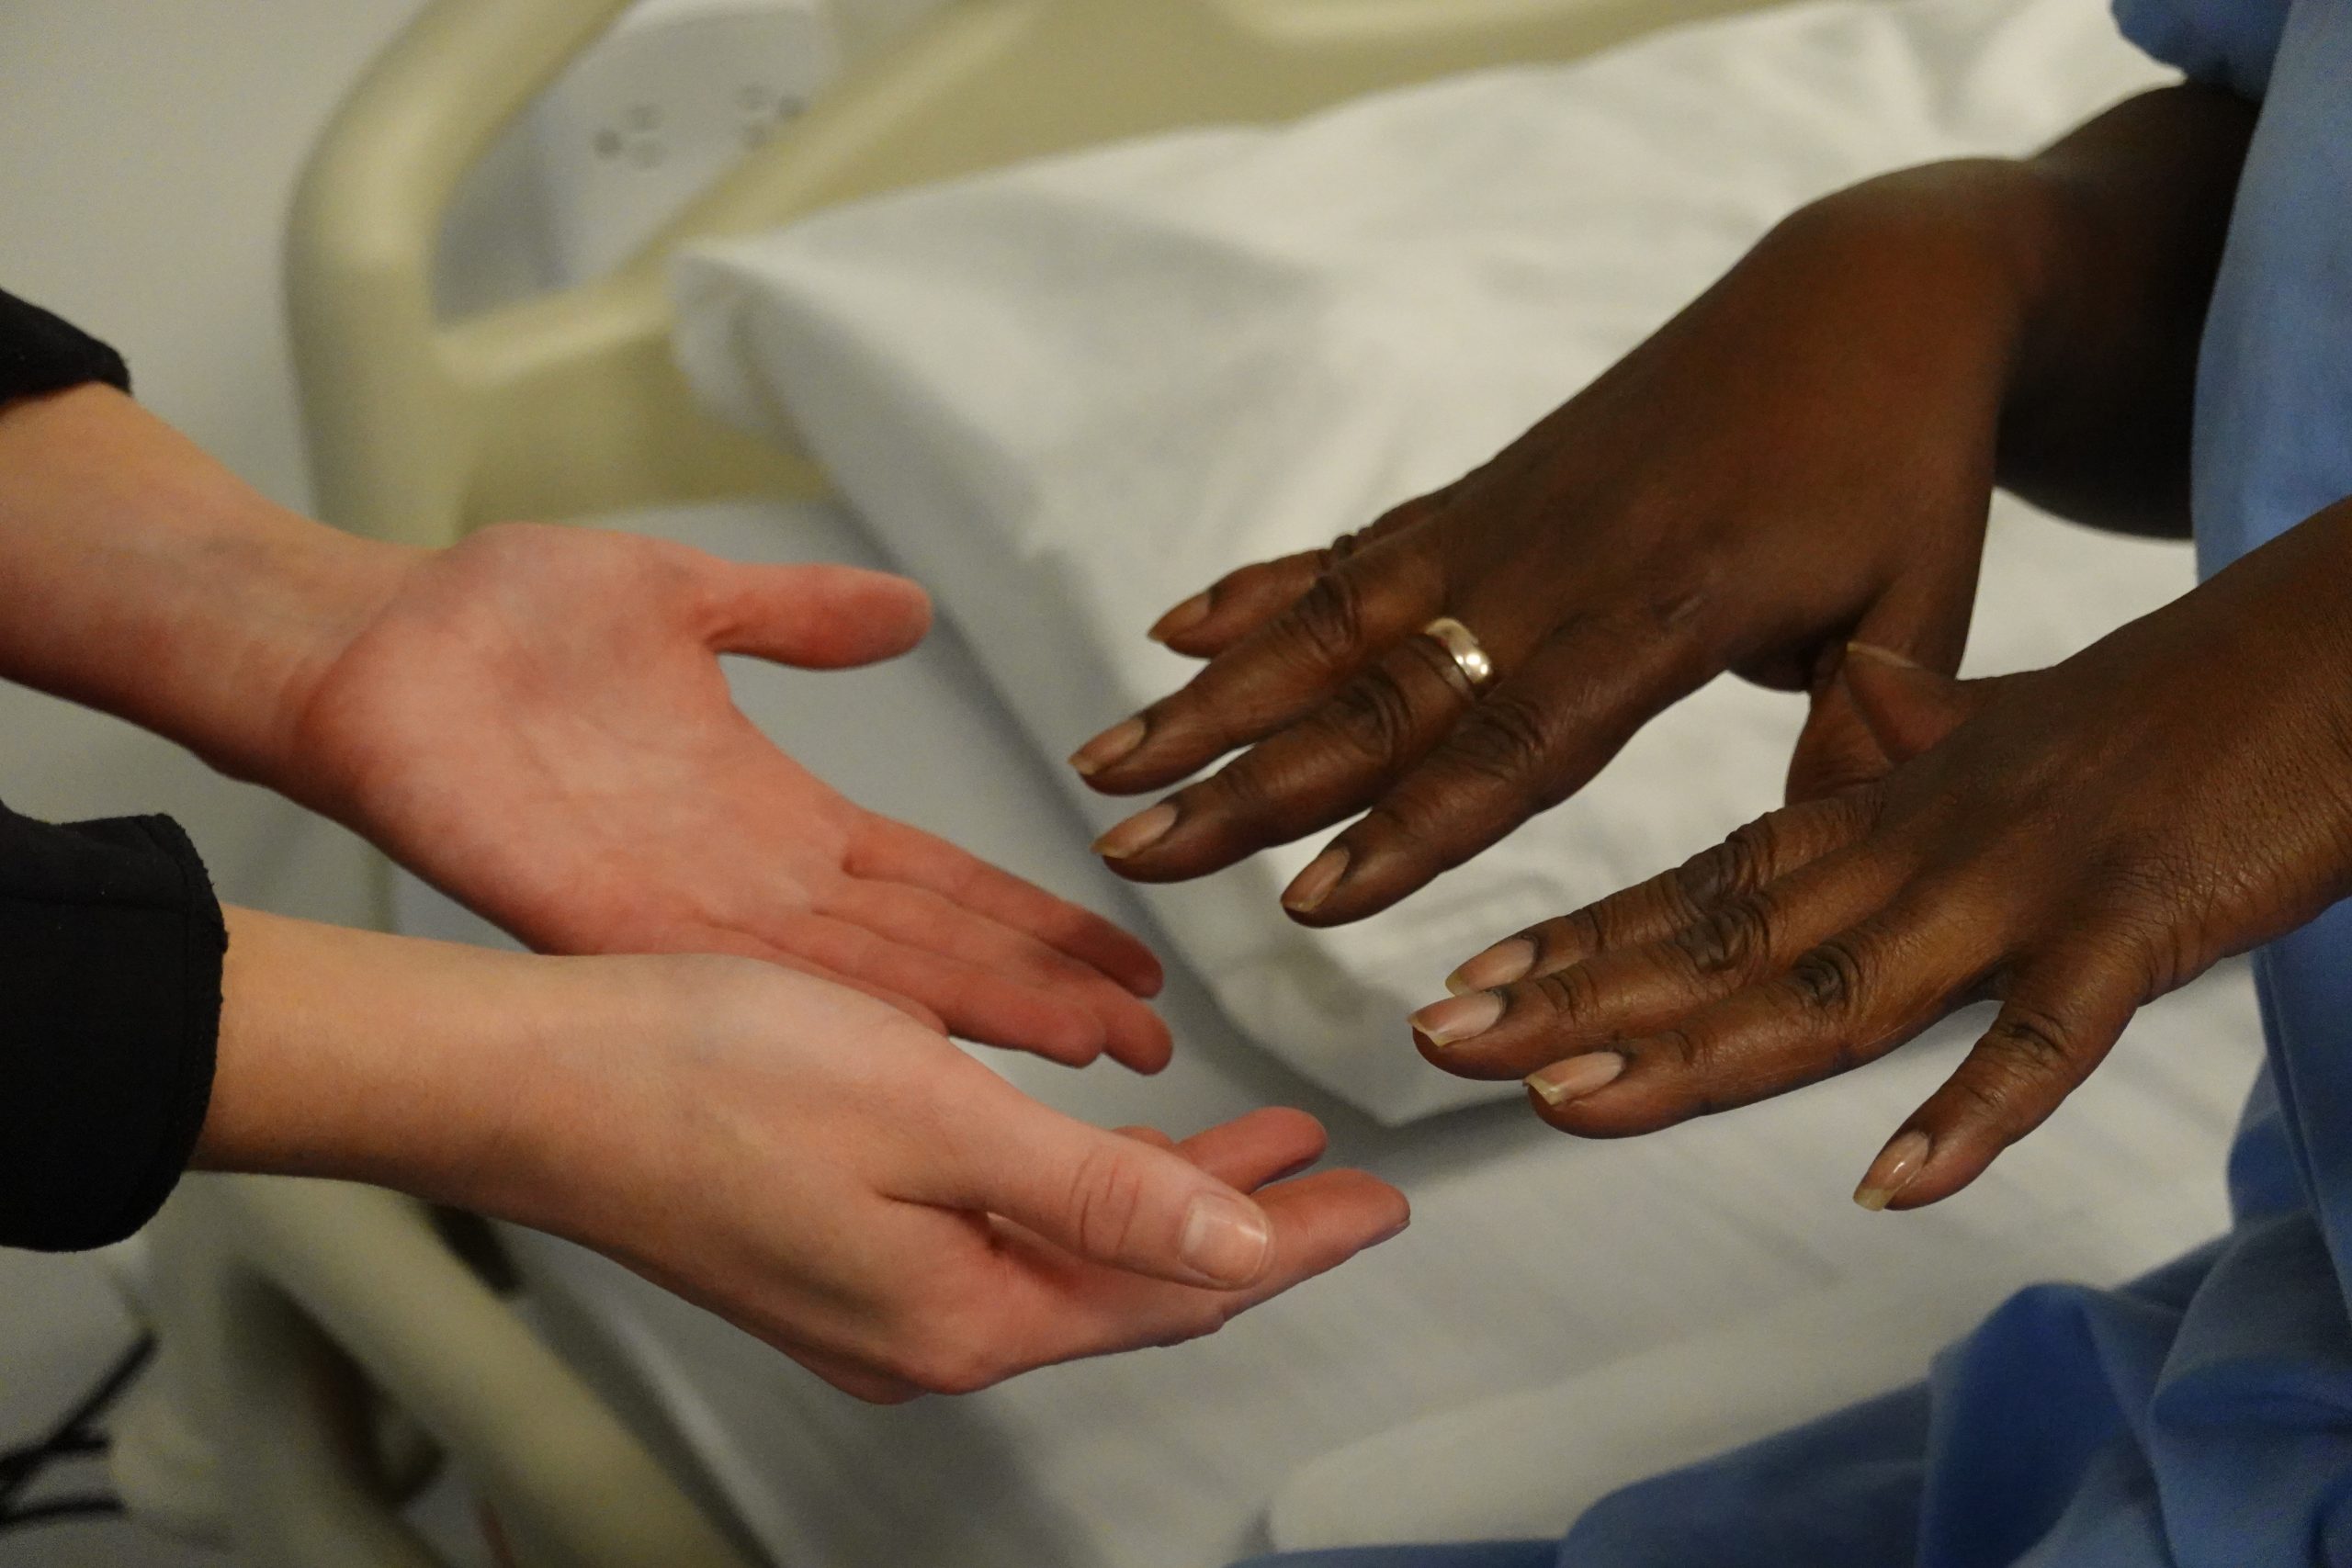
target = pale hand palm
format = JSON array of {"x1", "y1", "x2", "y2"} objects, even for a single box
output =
[{"x1": 289, "y1": 524, "x2": 1169, "y2": 1068}]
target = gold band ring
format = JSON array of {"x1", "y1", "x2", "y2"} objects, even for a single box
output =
[{"x1": 1420, "y1": 616, "x2": 1496, "y2": 694}]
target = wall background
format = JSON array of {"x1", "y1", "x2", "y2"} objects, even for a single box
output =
[{"x1": 0, "y1": 0, "x2": 437, "y2": 929}]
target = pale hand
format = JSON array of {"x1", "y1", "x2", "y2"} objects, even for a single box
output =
[{"x1": 288, "y1": 523, "x2": 1170, "y2": 1068}]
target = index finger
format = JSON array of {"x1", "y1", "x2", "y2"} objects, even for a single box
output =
[
  {"x1": 849, "y1": 817, "x2": 1165, "y2": 998},
  {"x1": 1070, "y1": 536, "x2": 1442, "y2": 795}
]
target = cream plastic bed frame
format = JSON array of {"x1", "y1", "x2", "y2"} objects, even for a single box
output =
[{"x1": 140, "y1": 2, "x2": 1790, "y2": 1564}]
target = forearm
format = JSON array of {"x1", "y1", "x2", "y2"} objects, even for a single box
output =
[
  {"x1": 0, "y1": 384, "x2": 415, "y2": 781},
  {"x1": 196, "y1": 908, "x2": 617, "y2": 1226}
]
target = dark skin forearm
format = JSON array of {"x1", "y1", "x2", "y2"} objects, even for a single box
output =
[{"x1": 1996, "y1": 84, "x2": 2258, "y2": 536}]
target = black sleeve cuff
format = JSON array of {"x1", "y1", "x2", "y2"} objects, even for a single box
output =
[
  {"x1": 0, "y1": 288, "x2": 130, "y2": 408},
  {"x1": 0, "y1": 805, "x2": 225, "y2": 1252}
]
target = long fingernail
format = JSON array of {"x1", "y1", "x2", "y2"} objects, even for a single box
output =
[
  {"x1": 1093, "y1": 803, "x2": 1178, "y2": 861},
  {"x1": 1180, "y1": 1191, "x2": 1273, "y2": 1287},
  {"x1": 1409, "y1": 990, "x2": 1503, "y2": 1048},
  {"x1": 1853, "y1": 1130, "x2": 1932, "y2": 1212},
  {"x1": 1844, "y1": 641, "x2": 1923, "y2": 672},
  {"x1": 1069, "y1": 717, "x2": 1147, "y2": 777},
  {"x1": 1148, "y1": 592, "x2": 1214, "y2": 644},
  {"x1": 1283, "y1": 847, "x2": 1350, "y2": 914},
  {"x1": 1526, "y1": 1052, "x2": 1625, "y2": 1107},
  {"x1": 1447, "y1": 937, "x2": 1535, "y2": 997}
]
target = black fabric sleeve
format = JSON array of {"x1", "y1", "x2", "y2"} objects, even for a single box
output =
[
  {"x1": 0, "y1": 291, "x2": 220, "y2": 1249},
  {"x1": 0, "y1": 288, "x2": 130, "y2": 407},
  {"x1": 0, "y1": 802, "x2": 226, "y2": 1252}
]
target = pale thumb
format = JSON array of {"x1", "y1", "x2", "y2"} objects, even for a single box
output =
[{"x1": 708, "y1": 561, "x2": 933, "y2": 669}]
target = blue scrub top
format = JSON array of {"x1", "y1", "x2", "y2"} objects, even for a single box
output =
[{"x1": 1247, "y1": 4, "x2": 2352, "y2": 1564}]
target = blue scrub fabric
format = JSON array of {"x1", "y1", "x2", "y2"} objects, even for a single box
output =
[{"x1": 1241, "y1": 3, "x2": 2352, "y2": 1563}]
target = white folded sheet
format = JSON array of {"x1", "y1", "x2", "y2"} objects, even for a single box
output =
[{"x1": 673, "y1": 0, "x2": 2177, "y2": 1122}]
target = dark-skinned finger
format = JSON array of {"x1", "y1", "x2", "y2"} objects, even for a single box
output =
[
  {"x1": 1150, "y1": 549, "x2": 1326, "y2": 658},
  {"x1": 1095, "y1": 631, "x2": 1472, "y2": 883},
  {"x1": 1278, "y1": 609, "x2": 1711, "y2": 925},
  {"x1": 1149, "y1": 491, "x2": 1462, "y2": 657},
  {"x1": 1419, "y1": 838, "x2": 1909, "y2": 1081},
  {"x1": 1517, "y1": 886, "x2": 2008, "y2": 1138},
  {"x1": 1071, "y1": 536, "x2": 1443, "y2": 795},
  {"x1": 1853, "y1": 939, "x2": 2148, "y2": 1212},
  {"x1": 1443, "y1": 793, "x2": 1881, "y2": 996}
]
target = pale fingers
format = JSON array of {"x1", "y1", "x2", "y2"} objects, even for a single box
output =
[
  {"x1": 820, "y1": 878, "x2": 1172, "y2": 1072},
  {"x1": 685, "y1": 926, "x2": 948, "y2": 1034},
  {"x1": 763, "y1": 909, "x2": 1112, "y2": 1063},
  {"x1": 964, "y1": 1168, "x2": 1409, "y2": 1378},
  {"x1": 848, "y1": 817, "x2": 1164, "y2": 998}
]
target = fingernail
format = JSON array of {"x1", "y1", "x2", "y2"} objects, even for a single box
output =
[
  {"x1": 1844, "y1": 641, "x2": 1923, "y2": 671},
  {"x1": 1069, "y1": 716, "x2": 1148, "y2": 777},
  {"x1": 1409, "y1": 990, "x2": 1503, "y2": 1048},
  {"x1": 1526, "y1": 1052, "x2": 1626, "y2": 1107},
  {"x1": 1148, "y1": 592, "x2": 1214, "y2": 644},
  {"x1": 1092, "y1": 803, "x2": 1178, "y2": 861},
  {"x1": 1283, "y1": 847, "x2": 1351, "y2": 914},
  {"x1": 1180, "y1": 1191, "x2": 1273, "y2": 1286},
  {"x1": 1853, "y1": 1130, "x2": 1933, "y2": 1212},
  {"x1": 1447, "y1": 937, "x2": 1535, "y2": 996}
]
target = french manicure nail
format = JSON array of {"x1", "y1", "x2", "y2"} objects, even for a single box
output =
[
  {"x1": 1409, "y1": 990, "x2": 1503, "y2": 1048},
  {"x1": 1148, "y1": 592, "x2": 1215, "y2": 644},
  {"x1": 1526, "y1": 1052, "x2": 1626, "y2": 1107},
  {"x1": 1852, "y1": 1130, "x2": 1933, "y2": 1212},
  {"x1": 1447, "y1": 937, "x2": 1535, "y2": 997},
  {"x1": 1283, "y1": 847, "x2": 1351, "y2": 914},
  {"x1": 1180, "y1": 1191, "x2": 1273, "y2": 1287},
  {"x1": 1092, "y1": 803, "x2": 1178, "y2": 861},
  {"x1": 1069, "y1": 716, "x2": 1148, "y2": 777}
]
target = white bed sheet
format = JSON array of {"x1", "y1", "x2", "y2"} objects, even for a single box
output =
[
  {"x1": 396, "y1": 499, "x2": 2264, "y2": 1568},
  {"x1": 672, "y1": 0, "x2": 2177, "y2": 1125}
]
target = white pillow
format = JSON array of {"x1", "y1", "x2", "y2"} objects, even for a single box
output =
[{"x1": 673, "y1": 0, "x2": 2179, "y2": 1122}]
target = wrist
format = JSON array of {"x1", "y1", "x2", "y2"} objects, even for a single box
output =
[
  {"x1": 1766, "y1": 158, "x2": 2059, "y2": 402},
  {"x1": 196, "y1": 909, "x2": 611, "y2": 1224},
  {"x1": 0, "y1": 386, "x2": 424, "y2": 783}
]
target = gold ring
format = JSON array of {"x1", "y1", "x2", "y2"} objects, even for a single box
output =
[{"x1": 1420, "y1": 616, "x2": 1495, "y2": 694}]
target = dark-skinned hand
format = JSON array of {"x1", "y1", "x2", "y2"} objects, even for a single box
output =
[
  {"x1": 1068, "y1": 167, "x2": 2034, "y2": 923},
  {"x1": 1068, "y1": 87, "x2": 2257, "y2": 931},
  {"x1": 1408, "y1": 499, "x2": 2352, "y2": 1211}
]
